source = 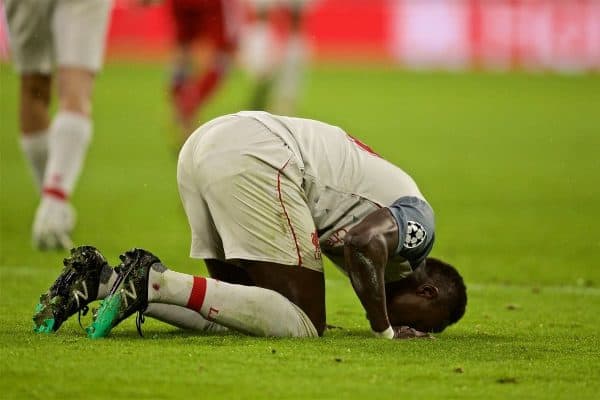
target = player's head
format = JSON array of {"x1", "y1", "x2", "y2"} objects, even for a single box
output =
[{"x1": 385, "y1": 257, "x2": 467, "y2": 333}]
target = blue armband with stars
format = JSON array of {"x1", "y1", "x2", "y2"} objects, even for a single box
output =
[{"x1": 386, "y1": 196, "x2": 435, "y2": 269}]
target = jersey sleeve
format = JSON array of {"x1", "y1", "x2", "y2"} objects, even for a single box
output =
[{"x1": 386, "y1": 196, "x2": 435, "y2": 269}]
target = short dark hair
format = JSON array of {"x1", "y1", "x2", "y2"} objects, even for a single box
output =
[{"x1": 424, "y1": 257, "x2": 467, "y2": 332}]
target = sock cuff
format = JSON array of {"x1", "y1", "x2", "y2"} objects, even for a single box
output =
[
  {"x1": 20, "y1": 130, "x2": 49, "y2": 149},
  {"x1": 186, "y1": 276, "x2": 207, "y2": 312},
  {"x1": 20, "y1": 131, "x2": 49, "y2": 191},
  {"x1": 51, "y1": 111, "x2": 93, "y2": 142},
  {"x1": 55, "y1": 110, "x2": 91, "y2": 124}
]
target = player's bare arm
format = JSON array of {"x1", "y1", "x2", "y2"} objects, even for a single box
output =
[
  {"x1": 344, "y1": 208, "x2": 432, "y2": 339},
  {"x1": 343, "y1": 208, "x2": 398, "y2": 336}
]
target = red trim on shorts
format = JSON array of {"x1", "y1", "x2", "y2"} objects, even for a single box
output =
[
  {"x1": 42, "y1": 187, "x2": 68, "y2": 201},
  {"x1": 277, "y1": 160, "x2": 302, "y2": 266},
  {"x1": 186, "y1": 276, "x2": 207, "y2": 311}
]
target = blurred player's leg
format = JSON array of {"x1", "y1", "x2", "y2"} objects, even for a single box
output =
[
  {"x1": 270, "y1": 3, "x2": 306, "y2": 115},
  {"x1": 170, "y1": 44, "x2": 194, "y2": 101},
  {"x1": 34, "y1": 69, "x2": 94, "y2": 249},
  {"x1": 42, "y1": 68, "x2": 94, "y2": 199},
  {"x1": 270, "y1": 33, "x2": 305, "y2": 114},
  {"x1": 243, "y1": 1, "x2": 307, "y2": 113},
  {"x1": 31, "y1": 0, "x2": 111, "y2": 250},
  {"x1": 188, "y1": 50, "x2": 231, "y2": 115},
  {"x1": 169, "y1": 0, "x2": 239, "y2": 140},
  {"x1": 19, "y1": 74, "x2": 52, "y2": 190},
  {"x1": 5, "y1": 0, "x2": 53, "y2": 191},
  {"x1": 173, "y1": 48, "x2": 232, "y2": 135},
  {"x1": 242, "y1": 8, "x2": 277, "y2": 110},
  {"x1": 168, "y1": 0, "x2": 198, "y2": 135},
  {"x1": 186, "y1": 0, "x2": 241, "y2": 117}
]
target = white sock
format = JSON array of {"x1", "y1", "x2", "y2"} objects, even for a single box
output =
[
  {"x1": 272, "y1": 34, "x2": 305, "y2": 114},
  {"x1": 20, "y1": 131, "x2": 49, "y2": 191},
  {"x1": 95, "y1": 268, "x2": 228, "y2": 333},
  {"x1": 148, "y1": 267, "x2": 318, "y2": 337},
  {"x1": 147, "y1": 267, "x2": 194, "y2": 305},
  {"x1": 144, "y1": 303, "x2": 228, "y2": 333},
  {"x1": 43, "y1": 111, "x2": 92, "y2": 198},
  {"x1": 241, "y1": 21, "x2": 276, "y2": 78}
]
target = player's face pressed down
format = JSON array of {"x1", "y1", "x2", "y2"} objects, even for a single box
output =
[
  {"x1": 387, "y1": 289, "x2": 445, "y2": 332},
  {"x1": 385, "y1": 270, "x2": 448, "y2": 333}
]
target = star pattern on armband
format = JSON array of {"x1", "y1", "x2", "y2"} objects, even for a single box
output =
[{"x1": 404, "y1": 221, "x2": 427, "y2": 249}]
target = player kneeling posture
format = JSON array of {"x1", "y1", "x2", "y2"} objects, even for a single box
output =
[{"x1": 33, "y1": 112, "x2": 467, "y2": 339}]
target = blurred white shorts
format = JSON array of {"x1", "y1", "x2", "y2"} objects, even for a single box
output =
[
  {"x1": 177, "y1": 115, "x2": 323, "y2": 272},
  {"x1": 5, "y1": 0, "x2": 112, "y2": 74}
]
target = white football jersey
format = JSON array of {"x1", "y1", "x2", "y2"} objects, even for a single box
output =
[{"x1": 236, "y1": 111, "x2": 427, "y2": 280}]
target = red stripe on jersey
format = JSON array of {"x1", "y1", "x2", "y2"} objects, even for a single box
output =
[
  {"x1": 347, "y1": 134, "x2": 381, "y2": 157},
  {"x1": 277, "y1": 160, "x2": 302, "y2": 266},
  {"x1": 186, "y1": 276, "x2": 207, "y2": 311}
]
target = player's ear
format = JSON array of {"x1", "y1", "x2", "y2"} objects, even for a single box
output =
[{"x1": 416, "y1": 284, "x2": 439, "y2": 299}]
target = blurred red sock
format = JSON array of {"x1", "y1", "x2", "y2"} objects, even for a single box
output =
[
  {"x1": 175, "y1": 55, "x2": 229, "y2": 122},
  {"x1": 192, "y1": 65, "x2": 223, "y2": 109}
]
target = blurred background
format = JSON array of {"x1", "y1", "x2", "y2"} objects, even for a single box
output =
[{"x1": 3, "y1": 0, "x2": 597, "y2": 70}]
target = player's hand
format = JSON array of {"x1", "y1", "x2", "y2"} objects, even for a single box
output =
[{"x1": 393, "y1": 326, "x2": 434, "y2": 339}]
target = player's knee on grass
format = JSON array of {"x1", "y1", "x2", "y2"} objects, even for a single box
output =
[
  {"x1": 205, "y1": 259, "x2": 324, "y2": 337},
  {"x1": 237, "y1": 260, "x2": 326, "y2": 336},
  {"x1": 195, "y1": 277, "x2": 320, "y2": 337},
  {"x1": 238, "y1": 285, "x2": 319, "y2": 338}
]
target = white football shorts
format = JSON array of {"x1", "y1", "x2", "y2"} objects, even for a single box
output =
[
  {"x1": 177, "y1": 115, "x2": 323, "y2": 272},
  {"x1": 5, "y1": 0, "x2": 112, "y2": 74}
]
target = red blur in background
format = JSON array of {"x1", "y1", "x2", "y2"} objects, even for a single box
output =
[{"x1": 2, "y1": 0, "x2": 599, "y2": 72}]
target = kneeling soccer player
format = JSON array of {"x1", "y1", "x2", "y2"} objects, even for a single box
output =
[{"x1": 33, "y1": 112, "x2": 467, "y2": 339}]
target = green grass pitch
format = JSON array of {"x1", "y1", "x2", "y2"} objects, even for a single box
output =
[{"x1": 1, "y1": 61, "x2": 599, "y2": 399}]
